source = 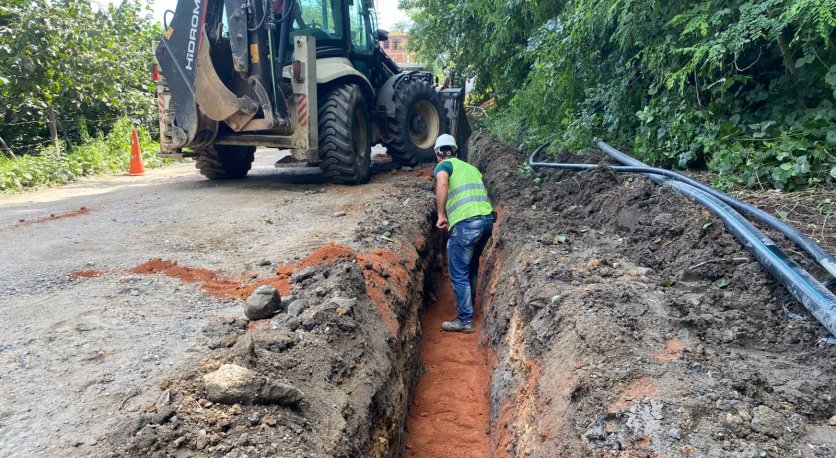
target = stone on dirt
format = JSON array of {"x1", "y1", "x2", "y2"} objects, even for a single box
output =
[
  {"x1": 155, "y1": 389, "x2": 171, "y2": 411},
  {"x1": 263, "y1": 328, "x2": 298, "y2": 353},
  {"x1": 287, "y1": 300, "x2": 306, "y2": 317},
  {"x1": 286, "y1": 317, "x2": 301, "y2": 331},
  {"x1": 151, "y1": 405, "x2": 176, "y2": 425},
  {"x1": 258, "y1": 381, "x2": 305, "y2": 405},
  {"x1": 244, "y1": 285, "x2": 282, "y2": 320},
  {"x1": 584, "y1": 419, "x2": 606, "y2": 440},
  {"x1": 750, "y1": 405, "x2": 784, "y2": 438},
  {"x1": 247, "y1": 410, "x2": 264, "y2": 426},
  {"x1": 203, "y1": 364, "x2": 304, "y2": 406},
  {"x1": 231, "y1": 333, "x2": 256, "y2": 366},
  {"x1": 329, "y1": 296, "x2": 357, "y2": 310},
  {"x1": 204, "y1": 364, "x2": 258, "y2": 404}
]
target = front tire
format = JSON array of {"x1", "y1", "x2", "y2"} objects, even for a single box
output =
[
  {"x1": 195, "y1": 145, "x2": 255, "y2": 179},
  {"x1": 318, "y1": 83, "x2": 371, "y2": 185},
  {"x1": 385, "y1": 79, "x2": 447, "y2": 166}
]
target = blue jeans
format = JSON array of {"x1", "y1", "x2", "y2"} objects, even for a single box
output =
[{"x1": 447, "y1": 214, "x2": 495, "y2": 324}]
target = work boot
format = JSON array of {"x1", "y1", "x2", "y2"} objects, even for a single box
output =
[{"x1": 441, "y1": 319, "x2": 474, "y2": 333}]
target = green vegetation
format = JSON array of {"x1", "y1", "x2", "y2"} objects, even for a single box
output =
[
  {"x1": 0, "y1": 119, "x2": 164, "y2": 192},
  {"x1": 402, "y1": 0, "x2": 836, "y2": 190},
  {"x1": 0, "y1": 0, "x2": 162, "y2": 191}
]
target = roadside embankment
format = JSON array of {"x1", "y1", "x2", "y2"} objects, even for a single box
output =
[
  {"x1": 470, "y1": 131, "x2": 836, "y2": 457},
  {"x1": 102, "y1": 170, "x2": 445, "y2": 457}
]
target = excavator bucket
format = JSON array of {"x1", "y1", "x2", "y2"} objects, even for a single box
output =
[{"x1": 154, "y1": 0, "x2": 210, "y2": 149}]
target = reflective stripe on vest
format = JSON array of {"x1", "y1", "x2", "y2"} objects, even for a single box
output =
[{"x1": 444, "y1": 158, "x2": 493, "y2": 228}]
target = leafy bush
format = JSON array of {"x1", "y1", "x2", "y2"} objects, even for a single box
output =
[
  {"x1": 402, "y1": 0, "x2": 836, "y2": 190},
  {"x1": 0, "y1": 0, "x2": 161, "y2": 149},
  {"x1": 0, "y1": 119, "x2": 165, "y2": 192}
]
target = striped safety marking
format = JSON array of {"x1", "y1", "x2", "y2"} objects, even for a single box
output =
[{"x1": 296, "y1": 94, "x2": 308, "y2": 128}]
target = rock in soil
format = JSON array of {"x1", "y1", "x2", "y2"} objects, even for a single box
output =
[
  {"x1": 203, "y1": 364, "x2": 257, "y2": 404},
  {"x1": 202, "y1": 364, "x2": 304, "y2": 406},
  {"x1": 750, "y1": 405, "x2": 784, "y2": 438},
  {"x1": 244, "y1": 285, "x2": 282, "y2": 320}
]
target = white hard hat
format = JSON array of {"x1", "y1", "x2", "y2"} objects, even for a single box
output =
[{"x1": 434, "y1": 134, "x2": 458, "y2": 155}]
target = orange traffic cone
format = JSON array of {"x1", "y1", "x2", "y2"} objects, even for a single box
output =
[{"x1": 128, "y1": 128, "x2": 146, "y2": 176}]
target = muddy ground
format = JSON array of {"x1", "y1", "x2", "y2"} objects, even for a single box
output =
[{"x1": 470, "y1": 132, "x2": 836, "y2": 457}]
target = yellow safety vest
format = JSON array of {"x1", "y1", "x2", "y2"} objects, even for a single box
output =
[{"x1": 443, "y1": 158, "x2": 493, "y2": 228}]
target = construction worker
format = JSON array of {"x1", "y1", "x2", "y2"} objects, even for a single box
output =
[{"x1": 433, "y1": 134, "x2": 496, "y2": 333}]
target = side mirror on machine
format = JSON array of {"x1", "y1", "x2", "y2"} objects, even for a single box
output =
[{"x1": 376, "y1": 29, "x2": 389, "y2": 42}]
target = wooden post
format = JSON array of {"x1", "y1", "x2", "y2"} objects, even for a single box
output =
[
  {"x1": 0, "y1": 135, "x2": 16, "y2": 158},
  {"x1": 47, "y1": 104, "x2": 60, "y2": 155},
  {"x1": 57, "y1": 117, "x2": 72, "y2": 146}
]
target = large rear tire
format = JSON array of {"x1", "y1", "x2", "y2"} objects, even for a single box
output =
[
  {"x1": 385, "y1": 79, "x2": 447, "y2": 166},
  {"x1": 318, "y1": 83, "x2": 371, "y2": 185},
  {"x1": 195, "y1": 145, "x2": 255, "y2": 179}
]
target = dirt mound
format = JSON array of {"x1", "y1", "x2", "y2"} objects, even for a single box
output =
[
  {"x1": 469, "y1": 131, "x2": 836, "y2": 457},
  {"x1": 103, "y1": 179, "x2": 442, "y2": 457},
  {"x1": 296, "y1": 243, "x2": 357, "y2": 269}
]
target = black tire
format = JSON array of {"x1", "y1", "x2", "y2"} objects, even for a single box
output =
[
  {"x1": 318, "y1": 83, "x2": 371, "y2": 185},
  {"x1": 385, "y1": 79, "x2": 448, "y2": 166},
  {"x1": 195, "y1": 145, "x2": 255, "y2": 179}
]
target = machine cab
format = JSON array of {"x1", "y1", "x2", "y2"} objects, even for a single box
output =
[{"x1": 287, "y1": 0, "x2": 394, "y2": 84}]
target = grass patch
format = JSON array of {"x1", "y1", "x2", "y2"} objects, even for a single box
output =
[{"x1": 0, "y1": 119, "x2": 169, "y2": 193}]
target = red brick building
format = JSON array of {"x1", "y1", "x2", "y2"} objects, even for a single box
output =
[{"x1": 380, "y1": 31, "x2": 414, "y2": 65}]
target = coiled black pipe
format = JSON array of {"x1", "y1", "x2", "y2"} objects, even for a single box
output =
[{"x1": 527, "y1": 142, "x2": 836, "y2": 336}]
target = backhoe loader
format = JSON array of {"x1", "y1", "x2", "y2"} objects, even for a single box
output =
[{"x1": 153, "y1": 0, "x2": 470, "y2": 184}]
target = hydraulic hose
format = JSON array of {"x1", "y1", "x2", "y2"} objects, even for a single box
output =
[{"x1": 527, "y1": 143, "x2": 836, "y2": 336}]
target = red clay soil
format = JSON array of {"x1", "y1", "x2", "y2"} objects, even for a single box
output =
[
  {"x1": 236, "y1": 264, "x2": 295, "y2": 298},
  {"x1": 68, "y1": 269, "x2": 105, "y2": 279},
  {"x1": 405, "y1": 277, "x2": 491, "y2": 458},
  {"x1": 296, "y1": 243, "x2": 356, "y2": 269},
  {"x1": 128, "y1": 259, "x2": 296, "y2": 299},
  {"x1": 12, "y1": 207, "x2": 91, "y2": 229},
  {"x1": 127, "y1": 246, "x2": 416, "y2": 329},
  {"x1": 358, "y1": 248, "x2": 414, "y2": 338}
]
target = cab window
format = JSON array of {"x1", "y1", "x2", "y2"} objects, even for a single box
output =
[
  {"x1": 349, "y1": 1, "x2": 377, "y2": 54},
  {"x1": 291, "y1": 0, "x2": 344, "y2": 42}
]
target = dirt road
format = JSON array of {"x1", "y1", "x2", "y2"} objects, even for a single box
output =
[{"x1": 0, "y1": 151, "x2": 406, "y2": 456}]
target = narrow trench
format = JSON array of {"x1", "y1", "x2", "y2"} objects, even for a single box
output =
[{"x1": 404, "y1": 252, "x2": 493, "y2": 456}]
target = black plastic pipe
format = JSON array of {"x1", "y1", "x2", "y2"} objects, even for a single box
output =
[
  {"x1": 529, "y1": 142, "x2": 836, "y2": 279},
  {"x1": 527, "y1": 143, "x2": 836, "y2": 336},
  {"x1": 597, "y1": 142, "x2": 836, "y2": 279}
]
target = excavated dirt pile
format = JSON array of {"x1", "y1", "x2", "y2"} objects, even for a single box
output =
[
  {"x1": 102, "y1": 173, "x2": 445, "y2": 458},
  {"x1": 470, "y1": 132, "x2": 836, "y2": 457}
]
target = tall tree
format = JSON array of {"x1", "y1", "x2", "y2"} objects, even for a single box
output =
[
  {"x1": 402, "y1": 0, "x2": 836, "y2": 189},
  {"x1": 0, "y1": 0, "x2": 161, "y2": 150}
]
